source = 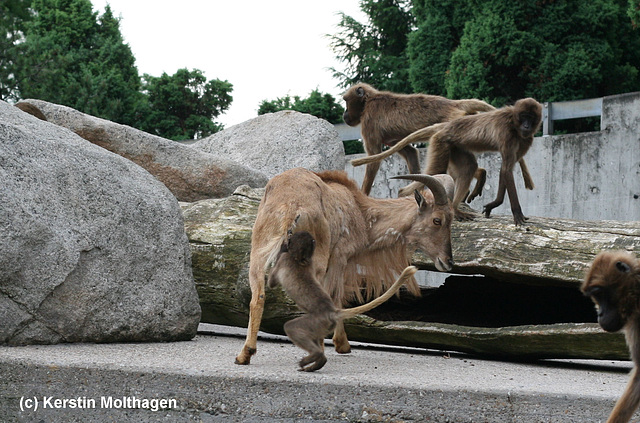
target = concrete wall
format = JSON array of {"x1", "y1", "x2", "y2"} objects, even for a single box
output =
[{"x1": 345, "y1": 91, "x2": 640, "y2": 222}]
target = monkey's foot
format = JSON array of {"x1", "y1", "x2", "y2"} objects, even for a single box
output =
[
  {"x1": 512, "y1": 213, "x2": 529, "y2": 226},
  {"x1": 468, "y1": 169, "x2": 487, "y2": 202},
  {"x1": 298, "y1": 353, "x2": 327, "y2": 372},
  {"x1": 234, "y1": 346, "x2": 256, "y2": 365}
]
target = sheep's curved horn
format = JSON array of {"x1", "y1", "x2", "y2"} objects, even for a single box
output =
[{"x1": 392, "y1": 174, "x2": 449, "y2": 206}]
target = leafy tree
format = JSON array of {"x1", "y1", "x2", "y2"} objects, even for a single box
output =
[
  {"x1": 258, "y1": 89, "x2": 361, "y2": 153},
  {"x1": 331, "y1": 0, "x2": 640, "y2": 106},
  {"x1": 141, "y1": 68, "x2": 232, "y2": 140},
  {"x1": 328, "y1": 0, "x2": 413, "y2": 93},
  {"x1": 14, "y1": 0, "x2": 145, "y2": 125},
  {"x1": 3, "y1": 1, "x2": 233, "y2": 140},
  {"x1": 257, "y1": 95, "x2": 295, "y2": 115},
  {"x1": 257, "y1": 89, "x2": 344, "y2": 124},
  {"x1": 532, "y1": 0, "x2": 639, "y2": 101},
  {"x1": 411, "y1": 0, "x2": 640, "y2": 104},
  {"x1": 0, "y1": 0, "x2": 31, "y2": 101},
  {"x1": 407, "y1": 0, "x2": 474, "y2": 96},
  {"x1": 445, "y1": 2, "x2": 542, "y2": 105},
  {"x1": 630, "y1": 0, "x2": 640, "y2": 27}
]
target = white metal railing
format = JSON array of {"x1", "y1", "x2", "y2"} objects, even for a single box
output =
[{"x1": 542, "y1": 97, "x2": 602, "y2": 135}]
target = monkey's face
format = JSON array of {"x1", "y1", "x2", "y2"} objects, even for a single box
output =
[
  {"x1": 515, "y1": 98, "x2": 542, "y2": 138},
  {"x1": 582, "y1": 251, "x2": 640, "y2": 333},
  {"x1": 342, "y1": 85, "x2": 366, "y2": 126}
]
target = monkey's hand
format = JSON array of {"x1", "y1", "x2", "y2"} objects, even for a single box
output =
[{"x1": 466, "y1": 190, "x2": 481, "y2": 203}]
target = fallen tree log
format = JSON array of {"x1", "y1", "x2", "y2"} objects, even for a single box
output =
[
  {"x1": 414, "y1": 213, "x2": 640, "y2": 287},
  {"x1": 182, "y1": 186, "x2": 640, "y2": 360}
]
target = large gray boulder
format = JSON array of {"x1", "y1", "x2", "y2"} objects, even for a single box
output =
[
  {"x1": 16, "y1": 99, "x2": 268, "y2": 202},
  {"x1": 0, "y1": 101, "x2": 201, "y2": 345},
  {"x1": 192, "y1": 111, "x2": 346, "y2": 178}
]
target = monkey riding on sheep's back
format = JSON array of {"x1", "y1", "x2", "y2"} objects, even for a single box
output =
[
  {"x1": 582, "y1": 250, "x2": 640, "y2": 423},
  {"x1": 268, "y1": 231, "x2": 417, "y2": 372},
  {"x1": 342, "y1": 82, "x2": 499, "y2": 195}
]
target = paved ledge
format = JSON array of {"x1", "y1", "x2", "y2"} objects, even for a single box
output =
[{"x1": 0, "y1": 324, "x2": 635, "y2": 422}]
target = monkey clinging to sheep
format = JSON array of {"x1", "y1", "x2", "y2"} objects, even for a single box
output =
[{"x1": 268, "y1": 231, "x2": 417, "y2": 372}]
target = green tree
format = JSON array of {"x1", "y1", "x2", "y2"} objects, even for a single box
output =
[
  {"x1": 328, "y1": 0, "x2": 413, "y2": 92},
  {"x1": 629, "y1": 0, "x2": 640, "y2": 27},
  {"x1": 141, "y1": 68, "x2": 232, "y2": 140},
  {"x1": 258, "y1": 89, "x2": 362, "y2": 153},
  {"x1": 257, "y1": 95, "x2": 295, "y2": 115},
  {"x1": 530, "y1": 0, "x2": 640, "y2": 101},
  {"x1": 0, "y1": 0, "x2": 31, "y2": 101},
  {"x1": 257, "y1": 89, "x2": 344, "y2": 124},
  {"x1": 15, "y1": 0, "x2": 144, "y2": 125},
  {"x1": 445, "y1": 2, "x2": 542, "y2": 105},
  {"x1": 407, "y1": 0, "x2": 474, "y2": 96},
  {"x1": 410, "y1": 0, "x2": 640, "y2": 104}
]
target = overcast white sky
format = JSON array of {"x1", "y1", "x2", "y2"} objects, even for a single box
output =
[{"x1": 90, "y1": 1, "x2": 366, "y2": 128}]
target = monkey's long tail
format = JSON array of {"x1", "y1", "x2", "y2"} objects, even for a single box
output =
[
  {"x1": 338, "y1": 266, "x2": 418, "y2": 318},
  {"x1": 350, "y1": 124, "x2": 445, "y2": 167}
]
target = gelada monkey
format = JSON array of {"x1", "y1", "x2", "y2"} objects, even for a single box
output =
[
  {"x1": 342, "y1": 82, "x2": 496, "y2": 195},
  {"x1": 268, "y1": 231, "x2": 417, "y2": 372},
  {"x1": 355, "y1": 98, "x2": 541, "y2": 225},
  {"x1": 582, "y1": 250, "x2": 640, "y2": 423}
]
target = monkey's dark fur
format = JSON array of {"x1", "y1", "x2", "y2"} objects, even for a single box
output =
[
  {"x1": 582, "y1": 250, "x2": 640, "y2": 423},
  {"x1": 268, "y1": 231, "x2": 417, "y2": 372}
]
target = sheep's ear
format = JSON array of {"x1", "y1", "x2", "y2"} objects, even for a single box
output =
[{"x1": 414, "y1": 190, "x2": 430, "y2": 212}]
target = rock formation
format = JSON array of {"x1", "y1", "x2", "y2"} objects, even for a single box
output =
[
  {"x1": 16, "y1": 99, "x2": 268, "y2": 202},
  {"x1": 192, "y1": 110, "x2": 346, "y2": 178},
  {"x1": 1, "y1": 100, "x2": 201, "y2": 345}
]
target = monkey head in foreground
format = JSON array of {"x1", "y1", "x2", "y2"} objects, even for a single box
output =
[{"x1": 582, "y1": 250, "x2": 640, "y2": 423}]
